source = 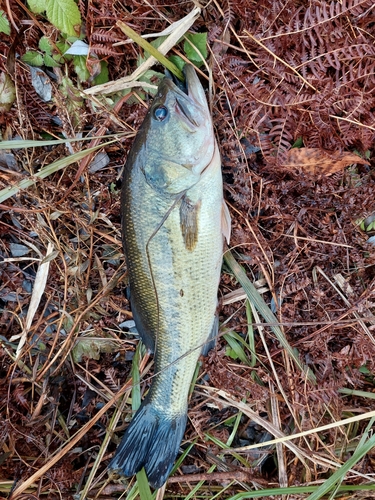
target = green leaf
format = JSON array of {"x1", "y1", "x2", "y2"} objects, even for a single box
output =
[
  {"x1": 137, "y1": 69, "x2": 164, "y2": 97},
  {"x1": 137, "y1": 36, "x2": 169, "y2": 66},
  {"x1": 46, "y1": 0, "x2": 81, "y2": 37},
  {"x1": 359, "y1": 364, "x2": 371, "y2": 375},
  {"x1": 39, "y1": 36, "x2": 52, "y2": 55},
  {"x1": 56, "y1": 39, "x2": 70, "y2": 54},
  {"x1": 59, "y1": 75, "x2": 84, "y2": 126},
  {"x1": 43, "y1": 53, "x2": 61, "y2": 67},
  {"x1": 93, "y1": 61, "x2": 109, "y2": 85},
  {"x1": 0, "y1": 72, "x2": 15, "y2": 112},
  {"x1": 21, "y1": 51, "x2": 44, "y2": 67},
  {"x1": 292, "y1": 137, "x2": 304, "y2": 148},
  {"x1": 168, "y1": 55, "x2": 185, "y2": 72},
  {"x1": 0, "y1": 10, "x2": 10, "y2": 35},
  {"x1": 53, "y1": 52, "x2": 65, "y2": 64},
  {"x1": 223, "y1": 332, "x2": 251, "y2": 365},
  {"x1": 72, "y1": 338, "x2": 118, "y2": 363},
  {"x1": 27, "y1": 0, "x2": 46, "y2": 14},
  {"x1": 184, "y1": 32, "x2": 207, "y2": 66},
  {"x1": 73, "y1": 55, "x2": 89, "y2": 82}
]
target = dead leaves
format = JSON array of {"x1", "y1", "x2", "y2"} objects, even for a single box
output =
[{"x1": 281, "y1": 148, "x2": 369, "y2": 176}]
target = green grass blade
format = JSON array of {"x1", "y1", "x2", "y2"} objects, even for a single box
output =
[
  {"x1": 137, "y1": 467, "x2": 153, "y2": 500},
  {"x1": 229, "y1": 484, "x2": 375, "y2": 499},
  {"x1": 205, "y1": 432, "x2": 249, "y2": 467},
  {"x1": 246, "y1": 300, "x2": 257, "y2": 367},
  {"x1": 184, "y1": 464, "x2": 216, "y2": 500},
  {"x1": 227, "y1": 410, "x2": 242, "y2": 447},
  {"x1": 339, "y1": 387, "x2": 375, "y2": 399},
  {"x1": 125, "y1": 481, "x2": 145, "y2": 500},
  {"x1": 0, "y1": 135, "x2": 119, "y2": 149},
  {"x1": 171, "y1": 440, "x2": 196, "y2": 473},
  {"x1": 355, "y1": 416, "x2": 375, "y2": 450},
  {"x1": 306, "y1": 421, "x2": 375, "y2": 500},
  {"x1": 223, "y1": 331, "x2": 251, "y2": 365},
  {"x1": 0, "y1": 141, "x2": 116, "y2": 203},
  {"x1": 131, "y1": 342, "x2": 142, "y2": 411},
  {"x1": 224, "y1": 250, "x2": 316, "y2": 384},
  {"x1": 189, "y1": 360, "x2": 202, "y2": 397},
  {"x1": 117, "y1": 21, "x2": 184, "y2": 81}
]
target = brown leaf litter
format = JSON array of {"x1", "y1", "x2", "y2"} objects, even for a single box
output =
[{"x1": 1, "y1": 0, "x2": 375, "y2": 498}]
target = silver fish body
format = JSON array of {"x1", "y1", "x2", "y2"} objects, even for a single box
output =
[{"x1": 109, "y1": 64, "x2": 230, "y2": 488}]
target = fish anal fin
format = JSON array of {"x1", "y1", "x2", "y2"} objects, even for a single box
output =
[
  {"x1": 221, "y1": 201, "x2": 231, "y2": 244},
  {"x1": 180, "y1": 196, "x2": 201, "y2": 251},
  {"x1": 201, "y1": 314, "x2": 219, "y2": 356}
]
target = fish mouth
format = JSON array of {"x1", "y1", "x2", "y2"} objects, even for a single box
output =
[
  {"x1": 165, "y1": 69, "x2": 188, "y2": 94},
  {"x1": 164, "y1": 64, "x2": 208, "y2": 128}
]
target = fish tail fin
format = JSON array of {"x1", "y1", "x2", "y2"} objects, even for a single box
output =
[{"x1": 109, "y1": 400, "x2": 187, "y2": 489}]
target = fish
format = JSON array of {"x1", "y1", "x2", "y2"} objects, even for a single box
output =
[{"x1": 109, "y1": 63, "x2": 231, "y2": 489}]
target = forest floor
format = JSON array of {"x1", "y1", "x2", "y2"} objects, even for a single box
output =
[{"x1": 1, "y1": 1, "x2": 375, "y2": 499}]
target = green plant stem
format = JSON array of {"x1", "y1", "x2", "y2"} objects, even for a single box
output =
[{"x1": 116, "y1": 21, "x2": 184, "y2": 81}]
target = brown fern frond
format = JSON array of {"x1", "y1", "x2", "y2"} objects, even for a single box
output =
[
  {"x1": 16, "y1": 65, "x2": 56, "y2": 131},
  {"x1": 90, "y1": 44, "x2": 122, "y2": 58},
  {"x1": 223, "y1": 0, "x2": 235, "y2": 29},
  {"x1": 91, "y1": 29, "x2": 124, "y2": 44},
  {"x1": 208, "y1": 25, "x2": 223, "y2": 43}
]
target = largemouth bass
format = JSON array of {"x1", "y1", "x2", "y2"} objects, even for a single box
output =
[{"x1": 109, "y1": 64, "x2": 231, "y2": 488}]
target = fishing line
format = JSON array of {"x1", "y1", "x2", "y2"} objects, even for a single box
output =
[{"x1": 145, "y1": 189, "x2": 187, "y2": 349}]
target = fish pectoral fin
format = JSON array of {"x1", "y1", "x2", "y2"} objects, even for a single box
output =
[
  {"x1": 180, "y1": 196, "x2": 201, "y2": 251},
  {"x1": 221, "y1": 201, "x2": 231, "y2": 244}
]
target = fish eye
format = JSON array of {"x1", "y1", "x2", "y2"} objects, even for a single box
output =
[{"x1": 153, "y1": 106, "x2": 168, "y2": 121}]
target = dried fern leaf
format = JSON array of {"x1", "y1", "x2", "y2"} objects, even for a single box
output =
[{"x1": 281, "y1": 148, "x2": 369, "y2": 176}]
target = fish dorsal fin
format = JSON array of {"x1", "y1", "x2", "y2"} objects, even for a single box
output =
[
  {"x1": 221, "y1": 201, "x2": 231, "y2": 244},
  {"x1": 180, "y1": 196, "x2": 201, "y2": 251}
]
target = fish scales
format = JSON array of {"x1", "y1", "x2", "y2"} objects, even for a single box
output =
[
  {"x1": 109, "y1": 64, "x2": 230, "y2": 488},
  {"x1": 131, "y1": 155, "x2": 223, "y2": 411}
]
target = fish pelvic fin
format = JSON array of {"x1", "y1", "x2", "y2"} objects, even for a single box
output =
[
  {"x1": 221, "y1": 200, "x2": 231, "y2": 244},
  {"x1": 109, "y1": 400, "x2": 187, "y2": 489}
]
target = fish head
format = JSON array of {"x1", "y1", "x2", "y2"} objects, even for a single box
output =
[{"x1": 139, "y1": 64, "x2": 216, "y2": 194}]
